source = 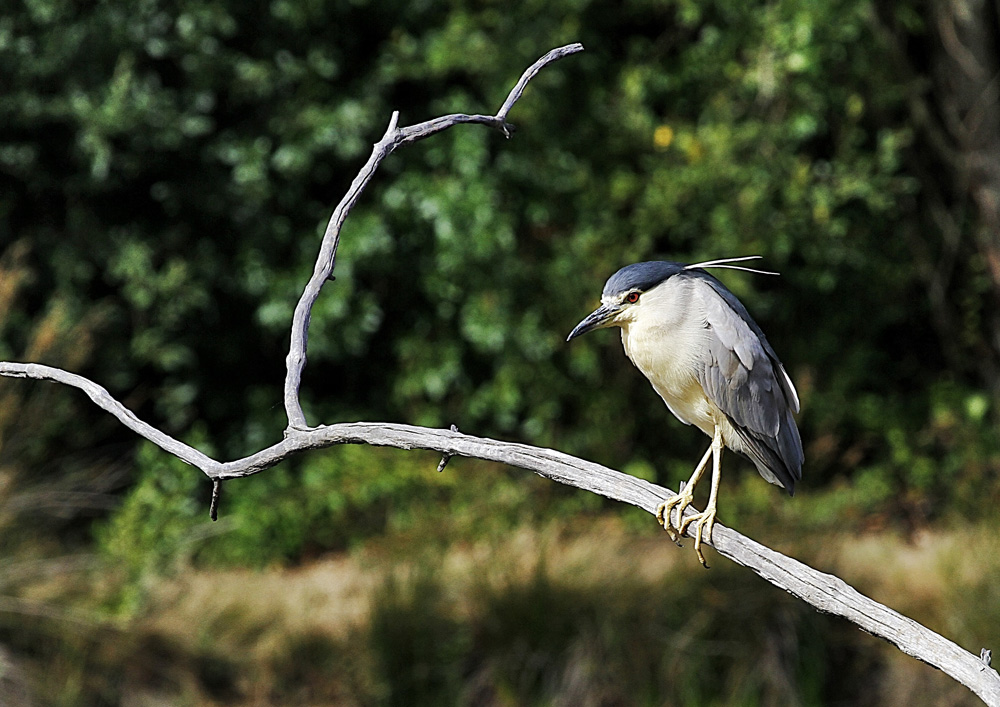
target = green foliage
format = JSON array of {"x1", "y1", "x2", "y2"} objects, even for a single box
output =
[
  {"x1": 5, "y1": 0, "x2": 1000, "y2": 644},
  {"x1": 2, "y1": 0, "x2": 970, "y2": 474},
  {"x1": 96, "y1": 435, "x2": 599, "y2": 589}
]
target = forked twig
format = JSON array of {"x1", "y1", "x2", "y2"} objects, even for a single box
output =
[{"x1": 283, "y1": 43, "x2": 583, "y2": 431}]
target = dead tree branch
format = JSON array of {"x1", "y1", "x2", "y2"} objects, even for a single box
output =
[
  {"x1": 283, "y1": 44, "x2": 583, "y2": 430},
  {"x1": 1, "y1": 43, "x2": 999, "y2": 705}
]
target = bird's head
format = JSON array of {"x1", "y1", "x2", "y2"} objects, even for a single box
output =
[
  {"x1": 566, "y1": 261, "x2": 684, "y2": 341},
  {"x1": 566, "y1": 257, "x2": 777, "y2": 342}
]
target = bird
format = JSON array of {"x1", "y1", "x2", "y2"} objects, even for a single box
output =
[{"x1": 566, "y1": 256, "x2": 803, "y2": 566}]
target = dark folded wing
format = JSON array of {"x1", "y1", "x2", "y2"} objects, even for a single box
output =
[{"x1": 689, "y1": 272, "x2": 804, "y2": 494}]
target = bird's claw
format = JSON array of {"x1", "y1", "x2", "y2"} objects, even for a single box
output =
[
  {"x1": 678, "y1": 509, "x2": 717, "y2": 568},
  {"x1": 656, "y1": 493, "x2": 717, "y2": 568},
  {"x1": 655, "y1": 490, "x2": 694, "y2": 545},
  {"x1": 656, "y1": 507, "x2": 682, "y2": 545}
]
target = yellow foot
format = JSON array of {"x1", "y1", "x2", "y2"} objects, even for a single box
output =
[
  {"x1": 654, "y1": 432, "x2": 721, "y2": 567},
  {"x1": 678, "y1": 507, "x2": 717, "y2": 568},
  {"x1": 655, "y1": 486, "x2": 695, "y2": 544}
]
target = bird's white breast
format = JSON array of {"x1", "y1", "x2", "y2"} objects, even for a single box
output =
[{"x1": 618, "y1": 278, "x2": 722, "y2": 439}]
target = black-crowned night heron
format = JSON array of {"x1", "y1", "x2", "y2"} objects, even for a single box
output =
[{"x1": 567, "y1": 257, "x2": 803, "y2": 566}]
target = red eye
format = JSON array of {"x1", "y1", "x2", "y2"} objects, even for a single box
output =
[{"x1": 626, "y1": 292, "x2": 640, "y2": 304}]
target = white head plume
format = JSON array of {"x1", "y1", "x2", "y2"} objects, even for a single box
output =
[{"x1": 685, "y1": 255, "x2": 779, "y2": 276}]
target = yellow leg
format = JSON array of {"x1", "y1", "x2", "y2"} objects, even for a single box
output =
[
  {"x1": 655, "y1": 442, "x2": 713, "y2": 543},
  {"x1": 678, "y1": 424, "x2": 723, "y2": 567}
]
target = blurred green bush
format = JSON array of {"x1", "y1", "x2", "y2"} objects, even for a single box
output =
[{"x1": 2, "y1": 0, "x2": 999, "y2": 573}]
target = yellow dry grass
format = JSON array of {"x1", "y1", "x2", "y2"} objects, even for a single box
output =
[{"x1": 143, "y1": 517, "x2": 992, "y2": 676}]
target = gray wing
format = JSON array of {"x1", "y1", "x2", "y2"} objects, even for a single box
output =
[{"x1": 690, "y1": 274, "x2": 804, "y2": 494}]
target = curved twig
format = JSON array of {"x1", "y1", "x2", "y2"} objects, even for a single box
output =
[
  {"x1": 282, "y1": 43, "x2": 583, "y2": 429},
  {"x1": 0, "y1": 362, "x2": 220, "y2": 473}
]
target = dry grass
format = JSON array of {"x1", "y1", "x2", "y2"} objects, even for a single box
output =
[
  {"x1": 146, "y1": 555, "x2": 381, "y2": 648},
  {"x1": 120, "y1": 518, "x2": 994, "y2": 706}
]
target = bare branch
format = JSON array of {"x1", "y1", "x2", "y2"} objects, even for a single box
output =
[
  {"x1": 210, "y1": 479, "x2": 221, "y2": 521},
  {"x1": 496, "y1": 44, "x2": 583, "y2": 123},
  {"x1": 436, "y1": 424, "x2": 460, "y2": 472},
  {"x1": 0, "y1": 362, "x2": 221, "y2": 474},
  {"x1": 282, "y1": 43, "x2": 584, "y2": 429}
]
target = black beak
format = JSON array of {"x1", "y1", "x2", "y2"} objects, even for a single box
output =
[{"x1": 566, "y1": 302, "x2": 621, "y2": 341}]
